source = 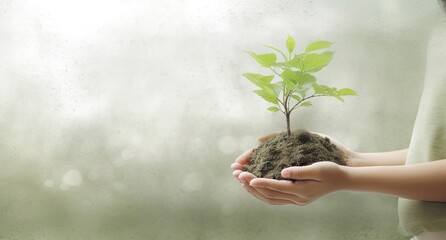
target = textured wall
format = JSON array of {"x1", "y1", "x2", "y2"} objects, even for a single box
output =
[{"x1": 0, "y1": 0, "x2": 443, "y2": 239}]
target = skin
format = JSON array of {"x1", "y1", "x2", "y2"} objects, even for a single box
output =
[
  {"x1": 231, "y1": 0, "x2": 446, "y2": 208},
  {"x1": 231, "y1": 133, "x2": 446, "y2": 206}
]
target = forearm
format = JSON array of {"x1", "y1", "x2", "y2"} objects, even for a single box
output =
[
  {"x1": 350, "y1": 149, "x2": 408, "y2": 167},
  {"x1": 342, "y1": 159, "x2": 446, "y2": 202}
]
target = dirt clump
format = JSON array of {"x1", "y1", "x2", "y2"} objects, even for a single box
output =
[{"x1": 244, "y1": 129, "x2": 346, "y2": 180}]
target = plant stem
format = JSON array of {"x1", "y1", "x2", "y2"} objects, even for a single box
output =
[
  {"x1": 285, "y1": 112, "x2": 291, "y2": 138},
  {"x1": 289, "y1": 94, "x2": 325, "y2": 112}
]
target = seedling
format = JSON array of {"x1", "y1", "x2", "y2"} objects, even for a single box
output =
[{"x1": 243, "y1": 36, "x2": 357, "y2": 137}]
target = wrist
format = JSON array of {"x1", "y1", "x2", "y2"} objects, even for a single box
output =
[
  {"x1": 337, "y1": 165, "x2": 354, "y2": 191},
  {"x1": 346, "y1": 151, "x2": 363, "y2": 167}
]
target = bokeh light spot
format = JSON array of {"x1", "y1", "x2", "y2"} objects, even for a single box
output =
[{"x1": 62, "y1": 169, "x2": 83, "y2": 186}]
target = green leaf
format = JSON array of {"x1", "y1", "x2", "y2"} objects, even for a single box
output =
[
  {"x1": 297, "y1": 73, "x2": 316, "y2": 87},
  {"x1": 281, "y1": 69, "x2": 302, "y2": 91},
  {"x1": 283, "y1": 78, "x2": 296, "y2": 90},
  {"x1": 242, "y1": 73, "x2": 275, "y2": 91},
  {"x1": 303, "y1": 52, "x2": 335, "y2": 72},
  {"x1": 321, "y1": 85, "x2": 338, "y2": 97},
  {"x1": 327, "y1": 87, "x2": 338, "y2": 96},
  {"x1": 336, "y1": 88, "x2": 357, "y2": 96},
  {"x1": 273, "y1": 62, "x2": 291, "y2": 69},
  {"x1": 322, "y1": 51, "x2": 335, "y2": 58},
  {"x1": 306, "y1": 66, "x2": 325, "y2": 73},
  {"x1": 281, "y1": 69, "x2": 299, "y2": 83},
  {"x1": 300, "y1": 101, "x2": 313, "y2": 107},
  {"x1": 291, "y1": 94, "x2": 302, "y2": 101},
  {"x1": 297, "y1": 89, "x2": 307, "y2": 98},
  {"x1": 243, "y1": 73, "x2": 278, "y2": 99},
  {"x1": 311, "y1": 83, "x2": 325, "y2": 94},
  {"x1": 320, "y1": 85, "x2": 332, "y2": 91},
  {"x1": 242, "y1": 73, "x2": 264, "y2": 83},
  {"x1": 267, "y1": 106, "x2": 280, "y2": 112},
  {"x1": 334, "y1": 95, "x2": 344, "y2": 103},
  {"x1": 264, "y1": 45, "x2": 287, "y2": 61},
  {"x1": 286, "y1": 35, "x2": 295, "y2": 53},
  {"x1": 289, "y1": 54, "x2": 305, "y2": 69},
  {"x1": 305, "y1": 41, "x2": 332, "y2": 53},
  {"x1": 245, "y1": 51, "x2": 277, "y2": 67},
  {"x1": 272, "y1": 82, "x2": 283, "y2": 96},
  {"x1": 260, "y1": 75, "x2": 274, "y2": 84},
  {"x1": 253, "y1": 89, "x2": 278, "y2": 104},
  {"x1": 303, "y1": 54, "x2": 331, "y2": 72}
]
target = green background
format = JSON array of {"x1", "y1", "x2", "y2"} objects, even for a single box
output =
[{"x1": 0, "y1": 0, "x2": 444, "y2": 239}]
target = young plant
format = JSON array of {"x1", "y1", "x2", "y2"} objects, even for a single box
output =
[{"x1": 243, "y1": 36, "x2": 357, "y2": 137}]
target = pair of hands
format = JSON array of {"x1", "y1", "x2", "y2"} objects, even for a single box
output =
[{"x1": 231, "y1": 132, "x2": 355, "y2": 206}]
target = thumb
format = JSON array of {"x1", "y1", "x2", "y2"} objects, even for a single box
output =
[{"x1": 281, "y1": 165, "x2": 321, "y2": 181}]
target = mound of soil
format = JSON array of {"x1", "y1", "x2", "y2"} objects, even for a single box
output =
[{"x1": 244, "y1": 129, "x2": 346, "y2": 180}]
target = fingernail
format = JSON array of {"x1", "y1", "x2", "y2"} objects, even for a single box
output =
[
  {"x1": 230, "y1": 163, "x2": 238, "y2": 169},
  {"x1": 282, "y1": 169, "x2": 290, "y2": 178},
  {"x1": 249, "y1": 179, "x2": 258, "y2": 187}
]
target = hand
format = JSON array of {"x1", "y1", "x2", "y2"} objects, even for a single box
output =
[
  {"x1": 231, "y1": 132, "x2": 288, "y2": 204},
  {"x1": 230, "y1": 132, "x2": 279, "y2": 180},
  {"x1": 230, "y1": 131, "x2": 354, "y2": 205},
  {"x1": 312, "y1": 131, "x2": 357, "y2": 167},
  {"x1": 249, "y1": 161, "x2": 347, "y2": 205}
]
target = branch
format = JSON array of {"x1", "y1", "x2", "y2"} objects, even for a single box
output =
[
  {"x1": 267, "y1": 66, "x2": 288, "y2": 114},
  {"x1": 289, "y1": 93, "x2": 325, "y2": 112},
  {"x1": 268, "y1": 67, "x2": 281, "y2": 77},
  {"x1": 276, "y1": 98, "x2": 286, "y2": 114}
]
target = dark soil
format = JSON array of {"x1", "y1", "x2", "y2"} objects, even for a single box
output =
[{"x1": 244, "y1": 129, "x2": 346, "y2": 180}]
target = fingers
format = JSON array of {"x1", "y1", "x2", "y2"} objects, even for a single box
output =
[
  {"x1": 281, "y1": 166, "x2": 321, "y2": 181},
  {"x1": 235, "y1": 149, "x2": 253, "y2": 165},
  {"x1": 245, "y1": 176, "x2": 310, "y2": 206},
  {"x1": 237, "y1": 172, "x2": 315, "y2": 206},
  {"x1": 238, "y1": 171, "x2": 256, "y2": 186},
  {"x1": 238, "y1": 172, "x2": 292, "y2": 205},
  {"x1": 238, "y1": 172, "x2": 290, "y2": 205},
  {"x1": 242, "y1": 184, "x2": 294, "y2": 205},
  {"x1": 232, "y1": 170, "x2": 242, "y2": 182},
  {"x1": 249, "y1": 178, "x2": 297, "y2": 195},
  {"x1": 231, "y1": 162, "x2": 243, "y2": 171},
  {"x1": 249, "y1": 178, "x2": 317, "y2": 206},
  {"x1": 253, "y1": 186, "x2": 310, "y2": 206},
  {"x1": 231, "y1": 150, "x2": 252, "y2": 182},
  {"x1": 257, "y1": 132, "x2": 279, "y2": 143},
  {"x1": 232, "y1": 132, "x2": 279, "y2": 172}
]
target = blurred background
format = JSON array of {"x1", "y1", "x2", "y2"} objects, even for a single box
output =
[{"x1": 0, "y1": 0, "x2": 444, "y2": 239}]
